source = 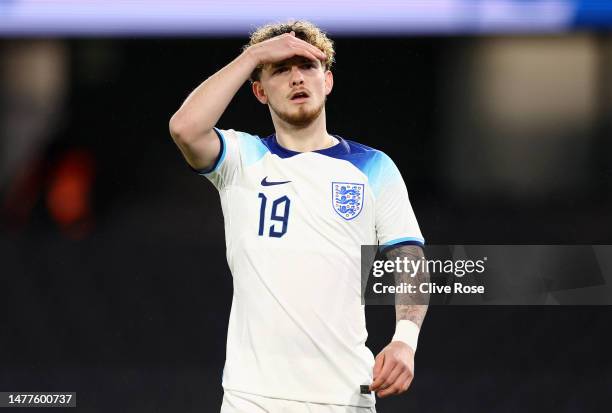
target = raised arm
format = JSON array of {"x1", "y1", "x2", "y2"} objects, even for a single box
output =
[{"x1": 168, "y1": 32, "x2": 326, "y2": 171}]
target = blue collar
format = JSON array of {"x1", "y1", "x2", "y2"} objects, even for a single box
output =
[{"x1": 262, "y1": 134, "x2": 351, "y2": 159}]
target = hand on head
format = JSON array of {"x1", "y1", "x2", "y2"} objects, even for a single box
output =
[{"x1": 248, "y1": 30, "x2": 327, "y2": 67}]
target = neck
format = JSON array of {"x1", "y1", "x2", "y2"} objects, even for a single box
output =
[{"x1": 272, "y1": 109, "x2": 335, "y2": 152}]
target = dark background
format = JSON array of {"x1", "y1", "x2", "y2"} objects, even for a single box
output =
[{"x1": 1, "y1": 36, "x2": 612, "y2": 412}]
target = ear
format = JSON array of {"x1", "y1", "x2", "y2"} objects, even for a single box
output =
[
  {"x1": 252, "y1": 81, "x2": 268, "y2": 104},
  {"x1": 324, "y1": 70, "x2": 334, "y2": 96}
]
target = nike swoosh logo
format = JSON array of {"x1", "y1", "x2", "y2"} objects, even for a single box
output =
[{"x1": 261, "y1": 176, "x2": 291, "y2": 186}]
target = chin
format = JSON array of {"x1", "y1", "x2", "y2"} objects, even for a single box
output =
[{"x1": 272, "y1": 100, "x2": 325, "y2": 128}]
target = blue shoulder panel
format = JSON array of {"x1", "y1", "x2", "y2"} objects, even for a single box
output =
[
  {"x1": 342, "y1": 148, "x2": 400, "y2": 197},
  {"x1": 332, "y1": 140, "x2": 401, "y2": 197},
  {"x1": 238, "y1": 131, "x2": 270, "y2": 166}
]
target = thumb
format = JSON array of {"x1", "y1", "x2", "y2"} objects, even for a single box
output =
[{"x1": 373, "y1": 352, "x2": 385, "y2": 379}]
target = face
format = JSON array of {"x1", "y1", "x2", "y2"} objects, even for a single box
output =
[{"x1": 253, "y1": 55, "x2": 333, "y2": 128}]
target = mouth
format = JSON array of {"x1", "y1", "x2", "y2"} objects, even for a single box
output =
[{"x1": 290, "y1": 91, "x2": 310, "y2": 102}]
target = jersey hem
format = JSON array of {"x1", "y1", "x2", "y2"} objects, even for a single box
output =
[{"x1": 221, "y1": 385, "x2": 376, "y2": 408}]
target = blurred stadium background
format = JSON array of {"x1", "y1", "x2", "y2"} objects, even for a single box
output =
[{"x1": 1, "y1": 1, "x2": 612, "y2": 411}]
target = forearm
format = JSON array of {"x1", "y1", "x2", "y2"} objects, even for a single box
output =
[
  {"x1": 370, "y1": 245, "x2": 427, "y2": 395},
  {"x1": 169, "y1": 50, "x2": 258, "y2": 141},
  {"x1": 387, "y1": 245, "x2": 429, "y2": 327}
]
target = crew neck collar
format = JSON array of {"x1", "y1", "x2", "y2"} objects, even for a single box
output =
[{"x1": 265, "y1": 134, "x2": 350, "y2": 159}]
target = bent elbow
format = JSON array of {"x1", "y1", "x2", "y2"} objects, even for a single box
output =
[{"x1": 169, "y1": 113, "x2": 187, "y2": 142}]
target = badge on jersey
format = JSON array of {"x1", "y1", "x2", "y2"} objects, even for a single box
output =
[{"x1": 332, "y1": 182, "x2": 364, "y2": 220}]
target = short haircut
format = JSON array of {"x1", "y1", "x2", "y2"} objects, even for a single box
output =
[{"x1": 243, "y1": 20, "x2": 335, "y2": 83}]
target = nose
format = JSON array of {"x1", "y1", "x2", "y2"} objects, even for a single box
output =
[{"x1": 290, "y1": 66, "x2": 304, "y2": 86}]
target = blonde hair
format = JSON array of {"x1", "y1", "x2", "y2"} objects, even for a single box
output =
[{"x1": 243, "y1": 20, "x2": 335, "y2": 82}]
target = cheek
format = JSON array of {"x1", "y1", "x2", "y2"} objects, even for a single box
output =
[
  {"x1": 262, "y1": 86, "x2": 281, "y2": 104},
  {"x1": 267, "y1": 93, "x2": 286, "y2": 109}
]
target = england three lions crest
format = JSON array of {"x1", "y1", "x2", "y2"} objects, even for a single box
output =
[{"x1": 332, "y1": 182, "x2": 364, "y2": 220}]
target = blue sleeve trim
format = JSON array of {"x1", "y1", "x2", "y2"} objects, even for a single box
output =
[
  {"x1": 379, "y1": 238, "x2": 425, "y2": 253},
  {"x1": 190, "y1": 127, "x2": 226, "y2": 175},
  {"x1": 384, "y1": 236, "x2": 425, "y2": 247}
]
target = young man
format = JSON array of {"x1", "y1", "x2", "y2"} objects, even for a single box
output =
[{"x1": 169, "y1": 20, "x2": 427, "y2": 413}]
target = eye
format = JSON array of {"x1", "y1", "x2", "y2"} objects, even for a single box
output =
[
  {"x1": 302, "y1": 63, "x2": 315, "y2": 69},
  {"x1": 274, "y1": 67, "x2": 288, "y2": 74}
]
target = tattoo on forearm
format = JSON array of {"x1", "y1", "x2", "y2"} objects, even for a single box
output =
[{"x1": 385, "y1": 245, "x2": 429, "y2": 327}]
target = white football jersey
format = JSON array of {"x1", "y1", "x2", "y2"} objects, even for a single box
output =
[{"x1": 197, "y1": 128, "x2": 424, "y2": 407}]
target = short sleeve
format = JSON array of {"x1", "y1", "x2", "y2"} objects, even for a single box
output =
[
  {"x1": 193, "y1": 128, "x2": 267, "y2": 191},
  {"x1": 371, "y1": 152, "x2": 424, "y2": 248}
]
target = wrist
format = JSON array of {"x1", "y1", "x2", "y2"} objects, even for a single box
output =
[
  {"x1": 241, "y1": 47, "x2": 261, "y2": 69},
  {"x1": 392, "y1": 320, "x2": 420, "y2": 352}
]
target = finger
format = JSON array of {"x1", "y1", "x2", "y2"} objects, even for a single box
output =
[
  {"x1": 376, "y1": 366, "x2": 407, "y2": 398},
  {"x1": 302, "y1": 43, "x2": 326, "y2": 60},
  {"x1": 377, "y1": 384, "x2": 400, "y2": 398},
  {"x1": 373, "y1": 352, "x2": 384, "y2": 378},
  {"x1": 376, "y1": 385, "x2": 396, "y2": 398},
  {"x1": 290, "y1": 30, "x2": 296, "y2": 37},
  {"x1": 376, "y1": 370, "x2": 414, "y2": 398},
  {"x1": 290, "y1": 37, "x2": 326, "y2": 60},
  {"x1": 292, "y1": 49, "x2": 320, "y2": 63},
  {"x1": 388, "y1": 370, "x2": 413, "y2": 395},
  {"x1": 374, "y1": 363, "x2": 403, "y2": 397},
  {"x1": 285, "y1": 41, "x2": 319, "y2": 62},
  {"x1": 293, "y1": 45, "x2": 326, "y2": 62},
  {"x1": 386, "y1": 374, "x2": 414, "y2": 396},
  {"x1": 312, "y1": 47, "x2": 327, "y2": 61},
  {"x1": 370, "y1": 356, "x2": 396, "y2": 391},
  {"x1": 379, "y1": 363, "x2": 404, "y2": 392},
  {"x1": 400, "y1": 375, "x2": 414, "y2": 393}
]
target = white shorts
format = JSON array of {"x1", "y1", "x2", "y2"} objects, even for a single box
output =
[{"x1": 220, "y1": 390, "x2": 377, "y2": 413}]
